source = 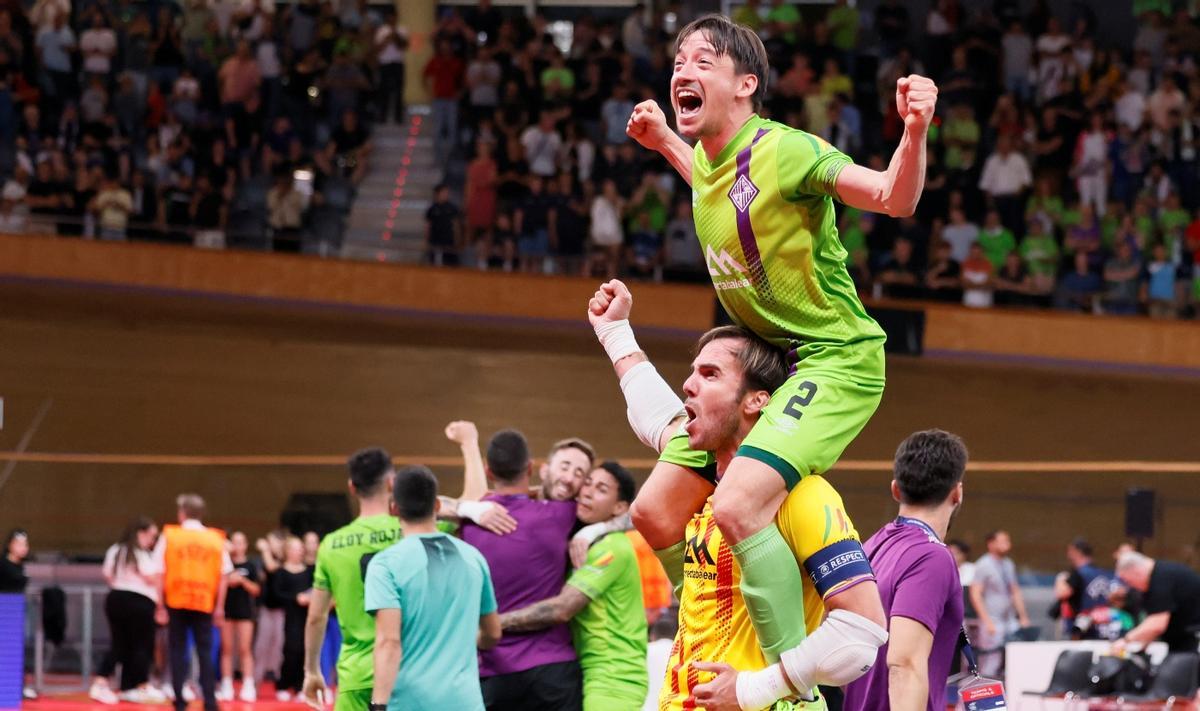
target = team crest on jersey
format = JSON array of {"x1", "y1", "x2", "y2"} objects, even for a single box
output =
[{"x1": 728, "y1": 174, "x2": 759, "y2": 213}]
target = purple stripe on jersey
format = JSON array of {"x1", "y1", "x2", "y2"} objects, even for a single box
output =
[{"x1": 733, "y1": 128, "x2": 775, "y2": 303}]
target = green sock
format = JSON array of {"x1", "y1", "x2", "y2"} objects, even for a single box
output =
[
  {"x1": 730, "y1": 523, "x2": 807, "y2": 663},
  {"x1": 653, "y1": 540, "x2": 687, "y2": 601}
]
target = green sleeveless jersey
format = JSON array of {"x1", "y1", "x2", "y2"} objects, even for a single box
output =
[{"x1": 692, "y1": 114, "x2": 885, "y2": 381}]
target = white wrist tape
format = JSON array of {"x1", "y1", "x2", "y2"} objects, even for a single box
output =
[
  {"x1": 780, "y1": 609, "x2": 889, "y2": 691},
  {"x1": 572, "y1": 520, "x2": 608, "y2": 546},
  {"x1": 619, "y1": 360, "x2": 685, "y2": 452},
  {"x1": 457, "y1": 500, "x2": 492, "y2": 524},
  {"x1": 736, "y1": 664, "x2": 792, "y2": 711},
  {"x1": 595, "y1": 318, "x2": 641, "y2": 364}
]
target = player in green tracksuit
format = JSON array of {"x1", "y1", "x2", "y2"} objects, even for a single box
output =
[
  {"x1": 602, "y1": 13, "x2": 939, "y2": 668},
  {"x1": 499, "y1": 462, "x2": 648, "y2": 711}
]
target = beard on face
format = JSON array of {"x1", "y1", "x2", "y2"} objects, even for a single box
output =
[{"x1": 689, "y1": 391, "x2": 744, "y2": 452}]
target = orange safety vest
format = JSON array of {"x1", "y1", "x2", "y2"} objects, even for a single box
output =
[
  {"x1": 628, "y1": 529, "x2": 672, "y2": 611},
  {"x1": 162, "y1": 524, "x2": 226, "y2": 613}
]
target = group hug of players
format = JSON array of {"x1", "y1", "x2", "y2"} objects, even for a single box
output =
[{"x1": 309, "y1": 13, "x2": 942, "y2": 711}]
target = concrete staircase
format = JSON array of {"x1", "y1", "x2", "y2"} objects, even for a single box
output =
[{"x1": 340, "y1": 105, "x2": 442, "y2": 263}]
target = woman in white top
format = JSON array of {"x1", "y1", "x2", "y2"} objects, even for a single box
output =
[
  {"x1": 588, "y1": 178, "x2": 625, "y2": 279},
  {"x1": 89, "y1": 517, "x2": 166, "y2": 705}
]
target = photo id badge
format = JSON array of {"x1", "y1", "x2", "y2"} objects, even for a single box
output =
[{"x1": 959, "y1": 677, "x2": 1007, "y2": 711}]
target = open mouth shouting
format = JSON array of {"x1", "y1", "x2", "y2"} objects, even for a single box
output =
[{"x1": 674, "y1": 84, "x2": 704, "y2": 123}]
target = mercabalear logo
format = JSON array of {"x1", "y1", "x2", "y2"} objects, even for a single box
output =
[
  {"x1": 707, "y1": 245, "x2": 751, "y2": 290},
  {"x1": 683, "y1": 532, "x2": 715, "y2": 567}
]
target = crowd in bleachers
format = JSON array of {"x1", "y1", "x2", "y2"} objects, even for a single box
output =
[
  {"x1": 0, "y1": 0, "x2": 396, "y2": 251},
  {"x1": 426, "y1": 0, "x2": 1200, "y2": 318}
]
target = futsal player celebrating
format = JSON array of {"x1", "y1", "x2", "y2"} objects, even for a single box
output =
[
  {"x1": 301, "y1": 423, "x2": 491, "y2": 711},
  {"x1": 590, "y1": 285, "x2": 888, "y2": 711},
  {"x1": 610, "y1": 14, "x2": 936, "y2": 663}
]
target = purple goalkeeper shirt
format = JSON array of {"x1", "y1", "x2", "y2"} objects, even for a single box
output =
[
  {"x1": 461, "y1": 493, "x2": 579, "y2": 677},
  {"x1": 843, "y1": 518, "x2": 964, "y2": 711}
]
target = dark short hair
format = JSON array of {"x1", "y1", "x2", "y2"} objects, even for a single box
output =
[
  {"x1": 392, "y1": 465, "x2": 439, "y2": 522},
  {"x1": 596, "y1": 460, "x2": 637, "y2": 504},
  {"x1": 947, "y1": 539, "x2": 970, "y2": 556},
  {"x1": 1069, "y1": 537, "x2": 1093, "y2": 557},
  {"x1": 487, "y1": 429, "x2": 530, "y2": 482},
  {"x1": 893, "y1": 429, "x2": 968, "y2": 506},
  {"x1": 348, "y1": 447, "x2": 393, "y2": 498},
  {"x1": 694, "y1": 326, "x2": 787, "y2": 395},
  {"x1": 548, "y1": 438, "x2": 596, "y2": 468},
  {"x1": 675, "y1": 14, "x2": 770, "y2": 110},
  {"x1": 985, "y1": 530, "x2": 1008, "y2": 544}
]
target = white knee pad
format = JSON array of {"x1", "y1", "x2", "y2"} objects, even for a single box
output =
[{"x1": 779, "y1": 609, "x2": 889, "y2": 690}]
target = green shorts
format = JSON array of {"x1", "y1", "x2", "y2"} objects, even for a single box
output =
[
  {"x1": 660, "y1": 355, "x2": 884, "y2": 490},
  {"x1": 334, "y1": 688, "x2": 372, "y2": 711},
  {"x1": 582, "y1": 689, "x2": 647, "y2": 711}
]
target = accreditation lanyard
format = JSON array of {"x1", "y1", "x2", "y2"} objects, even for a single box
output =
[{"x1": 894, "y1": 516, "x2": 1009, "y2": 709}]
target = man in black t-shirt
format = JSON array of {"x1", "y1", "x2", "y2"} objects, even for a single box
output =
[
  {"x1": 425, "y1": 184, "x2": 461, "y2": 267},
  {"x1": 1115, "y1": 552, "x2": 1200, "y2": 653}
]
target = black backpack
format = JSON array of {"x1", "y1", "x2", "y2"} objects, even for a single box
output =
[{"x1": 1088, "y1": 654, "x2": 1151, "y2": 696}]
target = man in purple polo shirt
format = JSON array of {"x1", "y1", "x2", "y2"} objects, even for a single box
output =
[
  {"x1": 844, "y1": 429, "x2": 968, "y2": 711},
  {"x1": 461, "y1": 429, "x2": 583, "y2": 711}
]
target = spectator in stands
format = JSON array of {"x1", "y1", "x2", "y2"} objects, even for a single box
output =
[
  {"x1": 424, "y1": 38, "x2": 465, "y2": 167},
  {"x1": 0, "y1": 190, "x2": 27, "y2": 233},
  {"x1": 978, "y1": 209, "x2": 1016, "y2": 270},
  {"x1": 994, "y1": 251, "x2": 1032, "y2": 306},
  {"x1": 90, "y1": 517, "x2": 165, "y2": 705},
  {"x1": 961, "y1": 243, "x2": 995, "y2": 309},
  {"x1": 1066, "y1": 202, "x2": 1104, "y2": 269},
  {"x1": 925, "y1": 239, "x2": 963, "y2": 302},
  {"x1": 942, "y1": 207, "x2": 979, "y2": 263},
  {"x1": 587, "y1": 178, "x2": 624, "y2": 279},
  {"x1": 36, "y1": 9, "x2": 74, "y2": 105},
  {"x1": 601, "y1": 84, "x2": 635, "y2": 147},
  {"x1": 876, "y1": 236, "x2": 923, "y2": 299},
  {"x1": 218, "y1": 40, "x2": 262, "y2": 113},
  {"x1": 267, "y1": 169, "x2": 305, "y2": 253},
  {"x1": 90, "y1": 174, "x2": 133, "y2": 241},
  {"x1": 465, "y1": 140, "x2": 498, "y2": 269},
  {"x1": 549, "y1": 173, "x2": 589, "y2": 275},
  {"x1": 979, "y1": 134, "x2": 1033, "y2": 238},
  {"x1": 1055, "y1": 250, "x2": 1103, "y2": 312},
  {"x1": 521, "y1": 111, "x2": 563, "y2": 180},
  {"x1": 321, "y1": 108, "x2": 370, "y2": 185},
  {"x1": 190, "y1": 174, "x2": 226, "y2": 250},
  {"x1": 1102, "y1": 240, "x2": 1143, "y2": 314},
  {"x1": 1144, "y1": 243, "x2": 1179, "y2": 318},
  {"x1": 1002, "y1": 21, "x2": 1034, "y2": 100},
  {"x1": 515, "y1": 174, "x2": 555, "y2": 273},
  {"x1": 626, "y1": 211, "x2": 662, "y2": 281},
  {"x1": 969, "y1": 530, "x2": 1030, "y2": 677},
  {"x1": 1074, "y1": 113, "x2": 1111, "y2": 216},
  {"x1": 467, "y1": 45, "x2": 502, "y2": 127},
  {"x1": 80, "y1": 9, "x2": 117, "y2": 78},
  {"x1": 322, "y1": 49, "x2": 370, "y2": 124},
  {"x1": 1114, "y1": 551, "x2": 1200, "y2": 653},
  {"x1": 217, "y1": 532, "x2": 260, "y2": 703},
  {"x1": 662, "y1": 198, "x2": 705, "y2": 282},
  {"x1": 461, "y1": 429, "x2": 583, "y2": 711},
  {"x1": 424, "y1": 183, "x2": 461, "y2": 267},
  {"x1": 254, "y1": 532, "x2": 285, "y2": 685},
  {"x1": 374, "y1": 20, "x2": 407, "y2": 124}
]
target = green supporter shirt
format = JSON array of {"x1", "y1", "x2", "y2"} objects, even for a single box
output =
[
  {"x1": 826, "y1": 4, "x2": 859, "y2": 50},
  {"x1": 1161, "y1": 209, "x2": 1190, "y2": 251},
  {"x1": 1020, "y1": 234, "x2": 1060, "y2": 277},
  {"x1": 942, "y1": 118, "x2": 980, "y2": 171},
  {"x1": 978, "y1": 227, "x2": 1016, "y2": 269},
  {"x1": 312, "y1": 514, "x2": 404, "y2": 691},
  {"x1": 691, "y1": 114, "x2": 886, "y2": 380},
  {"x1": 565, "y1": 532, "x2": 648, "y2": 703}
]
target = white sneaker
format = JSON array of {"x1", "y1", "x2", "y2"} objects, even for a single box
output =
[
  {"x1": 239, "y1": 683, "x2": 258, "y2": 702},
  {"x1": 182, "y1": 684, "x2": 196, "y2": 702},
  {"x1": 23, "y1": 687, "x2": 38, "y2": 700},
  {"x1": 122, "y1": 685, "x2": 169, "y2": 704},
  {"x1": 160, "y1": 683, "x2": 175, "y2": 701},
  {"x1": 276, "y1": 690, "x2": 293, "y2": 702},
  {"x1": 88, "y1": 681, "x2": 119, "y2": 705},
  {"x1": 216, "y1": 677, "x2": 235, "y2": 701}
]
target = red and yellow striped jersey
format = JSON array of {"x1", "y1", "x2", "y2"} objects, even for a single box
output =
[{"x1": 660, "y1": 474, "x2": 860, "y2": 710}]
